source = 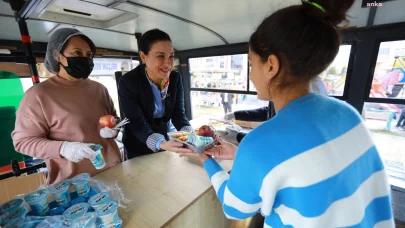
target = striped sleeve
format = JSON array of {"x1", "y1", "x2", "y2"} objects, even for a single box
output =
[
  {"x1": 180, "y1": 125, "x2": 193, "y2": 132},
  {"x1": 146, "y1": 133, "x2": 166, "y2": 152},
  {"x1": 203, "y1": 144, "x2": 263, "y2": 220}
]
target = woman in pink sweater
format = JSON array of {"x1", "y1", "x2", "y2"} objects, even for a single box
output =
[{"x1": 12, "y1": 28, "x2": 122, "y2": 185}]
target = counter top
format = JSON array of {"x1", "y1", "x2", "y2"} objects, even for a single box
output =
[{"x1": 93, "y1": 152, "x2": 233, "y2": 227}]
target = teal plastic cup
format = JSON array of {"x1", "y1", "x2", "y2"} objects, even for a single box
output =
[
  {"x1": 71, "y1": 173, "x2": 91, "y2": 197},
  {"x1": 96, "y1": 200, "x2": 120, "y2": 227},
  {"x1": 0, "y1": 199, "x2": 24, "y2": 214},
  {"x1": 89, "y1": 144, "x2": 106, "y2": 170},
  {"x1": 88, "y1": 192, "x2": 110, "y2": 210},
  {"x1": 48, "y1": 179, "x2": 71, "y2": 207},
  {"x1": 24, "y1": 189, "x2": 49, "y2": 216},
  {"x1": 63, "y1": 202, "x2": 89, "y2": 221}
]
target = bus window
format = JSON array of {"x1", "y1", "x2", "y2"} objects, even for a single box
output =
[
  {"x1": 370, "y1": 40, "x2": 405, "y2": 99},
  {"x1": 364, "y1": 40, "x2": 405, "y2": 189},
  {"x1": 89, "y1": 75, "x2": 120, "y2": 117},
  {"x1": 249, "y1": 45, "x2": 352, "y2": 96},
  {"x1": 191, "y1": 91, "x2": 268, "y2": 119},
  {"x1": 188, "y1": 54, "x2": 267, "y2": 119},
  {"x1": 248, "y1": 45, "x2": 352, "y2": 95},
  {"x1": 318, "y1": 45, "x2": 352, "y2": 96},
  {"x1": 363, "y1": 102, "x2": 405, "y2": 188},
  {"x1": 189, "y1": 54, "x2": 248, "y2": 91},
  {"x1": 87, "y1": 58, "x2": 138, "y2": 118}
]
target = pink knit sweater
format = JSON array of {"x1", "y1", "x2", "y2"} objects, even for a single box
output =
[{"x1": 12, "y1": 76, "x2": 122, "y2": 185}]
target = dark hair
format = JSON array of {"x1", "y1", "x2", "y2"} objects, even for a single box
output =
[
  {"x1": 60, "y1": 35, "x2": 96, "y2": 56},
  {"x1": 139, "y1": 29, "x2": 172, "y2": 55},
  {"x1": 249, "y1": 0, "x2": 354, "y2": 86}
]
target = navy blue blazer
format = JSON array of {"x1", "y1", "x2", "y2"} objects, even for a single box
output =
[
  {"x1": 234, "y1": 101, "x2": 276, "y2": 143},
  {"x1": 118, "y1": 64, "x2": 191, "y2": 158},
  {"x1": 234, "y1": 101, "x2": 276, "y2": 122}
]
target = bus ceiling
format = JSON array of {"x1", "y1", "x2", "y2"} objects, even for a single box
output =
[{"x1": 0, "y1": 0, "x2": 405, "y2": 54}]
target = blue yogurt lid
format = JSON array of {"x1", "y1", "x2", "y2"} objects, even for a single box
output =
[
  {"x1": 96, "y1": 200, "x2": 118, "y2": 216},
  {"x1": 88, "y1": 192, "x2": 110, "y2": 206},
  {"x1": 49, "y1": 179, "x2": 71, "y2": 193},
  {"x1": 89, "y1": 144, "x2": 103, "y2": 152},
  {"x1": 24, "y1": 189, "x2": 48, "y2": 203},
  {"x1": 2, "y1": 206, "x2": 27, "y2": 223},
  {"x1": 63, "y1": 203, "x2": 89, "y2": 220},
  {"x1": 0, "y1": 199, "x2": 24, "y2": 213},
  {"x1": 71, "y1": 173, "x2": 90, "y2": 184}
]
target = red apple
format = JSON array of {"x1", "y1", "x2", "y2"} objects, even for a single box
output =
[
  {"x1": 99, "y1": 115, "x2": 117, "y2": 128},
  {"x1": 198, "y1": 125, "x2": 215, "y2": 137}
]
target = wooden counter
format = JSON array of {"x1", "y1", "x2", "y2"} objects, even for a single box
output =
[{"x1": 93, "y1": 152, "x2": 234, "y2": 228}]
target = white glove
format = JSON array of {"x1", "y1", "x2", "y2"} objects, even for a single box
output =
[
  {"x1": 60, "y1": 142, "x2": 97, "y2": 163},
  {"x1": 100, "y1": 127, "x2": 119, "y2": 139},
  {"x1": 224, "y1": 112, "x2": 235, "y2": 121}
]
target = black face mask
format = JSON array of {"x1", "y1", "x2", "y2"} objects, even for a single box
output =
[{"x1": 59, "y1": 54, "x2": 94, "y2": 79}]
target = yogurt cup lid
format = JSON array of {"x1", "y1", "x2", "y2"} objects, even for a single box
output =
[
  {"x1": 63, "y1": 203, "x2": 89, "y2": 220},
  {"x1": 71, "y1": 173, "x2": 90, "y2": 184},
  {"x1": 88, "y1": 192, "x2": 110, "y2": 206},
  {"x1": 24, "y1": 189, "x2": 48, "y2": 202},
  {"x1": 72, "y1": 212, "x2": 97, "y2": 226},
  {"x1": 89, "y1": 144, "x2": 103, "y2": 152},
  {"x1": 49, "y1": 180, "x2": 70, "y2": 193},
  {"x1": 0, "y1": 199, "x2": 24, "y2": 213},
  {"x1": 96, "y1": 200, "x2": 118, "y2": 216},
  {"x1": 3, "y1": 206, "x2": 27, "y2": 222}
]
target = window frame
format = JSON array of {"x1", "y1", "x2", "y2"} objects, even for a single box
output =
[
  {"x1": 185, "y1": 43, "x2": 355, "y2": 106},
  {"x1": 188, "y1": 52, "x2": 253, "y2": 95},
  {"x1": 363, "y1": 37, "x2": 405, "y2": 106},
  {"x1": 339, "y1": 41, "x2": 357, "y2": 100},
  {"x1": 177, "y1": 42, "x2": 353, "y2": 119},
  {"x1": 358, "y1": 37, "x2": 405, "y2": 195}
]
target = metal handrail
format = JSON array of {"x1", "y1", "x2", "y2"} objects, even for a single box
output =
[{"x1": 0, "y1": 159, "x2": 46, "y2": 181}]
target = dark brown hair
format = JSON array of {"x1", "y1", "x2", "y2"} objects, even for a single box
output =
[
  {"x1": 139, "y1": 29, "x2": 172, "y2": 55},
  {"x1": 249, "y1": 0, "x2": 355, "y2": 86},
  {"x1": 60, "y1": 35, "x2": 96, "y2": 56}
]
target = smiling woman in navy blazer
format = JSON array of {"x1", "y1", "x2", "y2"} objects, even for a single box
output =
[{"x1": 118, "y1": 29, "x2": 193, "y2": 158}]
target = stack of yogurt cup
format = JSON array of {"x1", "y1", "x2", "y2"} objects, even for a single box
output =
[
  {"x1": 89, "y1": 192, "x2": 122, "y2": 227},
  {"x1": 20, "y1": 172, "x2": 92, "y2": 218},
  {"x1": 0, "y1": 172, "x2": 122, "y2": 227},
  {"x1": 0, "y1": 199, "x2": 28, "y2": 226},
  {"x1": 63, "y1": 194, "x2": 121, "y2": 227}
]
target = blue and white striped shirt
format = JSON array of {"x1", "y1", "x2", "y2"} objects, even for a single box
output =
[{"x1": 203, "y1": 93, "x2": 394, "y2": 227}]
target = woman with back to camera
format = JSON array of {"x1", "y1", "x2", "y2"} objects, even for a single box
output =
[{"x1": 179, "y1": 0, "x2": 394, "y2": 227}]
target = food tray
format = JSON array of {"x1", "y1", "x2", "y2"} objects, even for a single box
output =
[
  {"x1": 208, "y1": 119, "x2": 242, "y2": 132},
  {"x1": 168, "y1": 131, "x2": 218, "y2": 153}
]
